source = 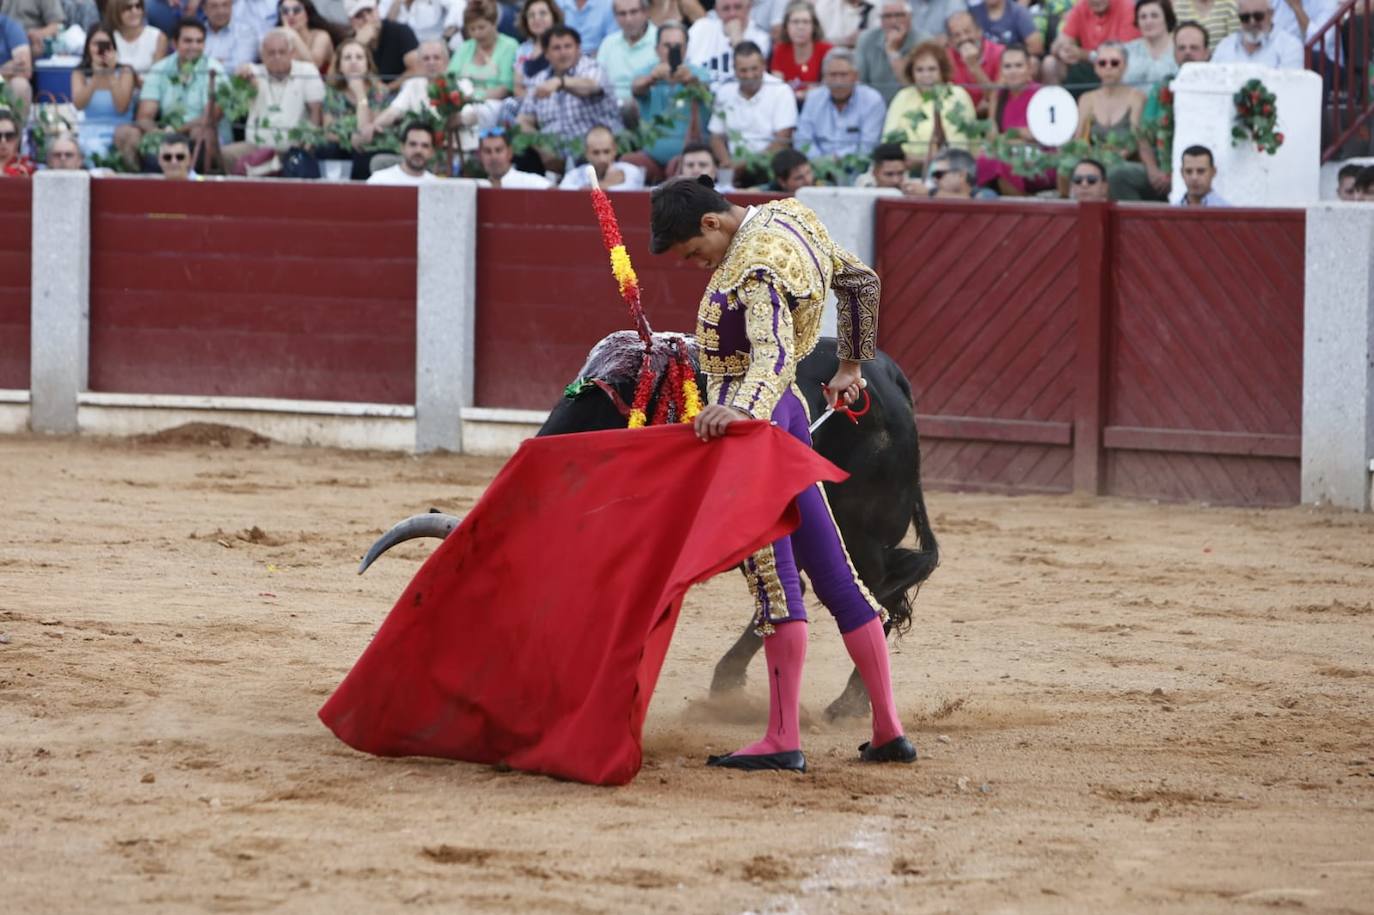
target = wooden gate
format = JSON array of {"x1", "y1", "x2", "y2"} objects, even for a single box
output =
[{"x1": 0, "y1": 181, "x2": 31, "y2": 391}]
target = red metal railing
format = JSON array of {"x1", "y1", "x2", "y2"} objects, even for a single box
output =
[{"x1": 1307, "y1": 0, "x2": 1374, "y2": 161}]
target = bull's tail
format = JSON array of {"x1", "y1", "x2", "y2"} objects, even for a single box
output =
[{"x1": 877, "y1": 426, "x2": 940, "y2": 637}]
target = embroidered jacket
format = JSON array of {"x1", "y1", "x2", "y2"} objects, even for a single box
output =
[{"x1": 695, "y1": 198, "x2": 879, "y2": 419}]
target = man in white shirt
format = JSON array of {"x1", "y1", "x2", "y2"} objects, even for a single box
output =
[
  {"x1": 1211, "y1": 0, "x2": 1304, "y2": 67},
  {"x1": 368, "y1": 121, "x2": 442, "y2": 183},
  {"x1": 373, "y1": 38, "x2": 449, "y2": 131},
  {"x1": 221, "y1": 30, "x2": 326, "y2": 173},
  {"x1": 687, "y1": 0, "x2": 771, "y2": 84},
  {"x1": 558, "y1": 123, "x2": 645, "y2": 189},
  {"x1": 707, "y1": 41, "x2": 796, "y2": 173},
  {"x1": 476, "y1": 126, "x2": 553, "y2": 187}
]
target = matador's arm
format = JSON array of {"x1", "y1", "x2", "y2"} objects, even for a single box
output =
[{"x1": 830, "y1": 245, "x2": 880, "y2": 363}]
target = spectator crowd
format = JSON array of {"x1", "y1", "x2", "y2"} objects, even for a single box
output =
[{"x1": 1, "y1": 0, "x2": 1372, "y2": 201}]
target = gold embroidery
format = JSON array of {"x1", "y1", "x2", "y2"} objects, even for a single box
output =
[
  {"x1": 743, "y1": 543, "x2": 793, "y2": 636},
  {"x1": 832, "y1": 245, "x2": 880, "y2": 362}
]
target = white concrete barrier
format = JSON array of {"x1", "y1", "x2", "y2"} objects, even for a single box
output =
[
  {"x1": 1302, "y1": 204, "x2": 1374, "y2": 511},
  {"x1": 29, "y1": 171, "x2": 90, "y2": 434},
  {"x1": 796, "y1": 186, "x2": 901, "y2": 338}
]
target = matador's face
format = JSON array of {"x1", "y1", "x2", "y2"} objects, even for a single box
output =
[{"x1": 669, "y1": 214, "x2": 734, "y2": 270}]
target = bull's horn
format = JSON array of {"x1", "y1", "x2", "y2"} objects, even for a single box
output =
[{"x1": 357, "y1": 511, "x2": 462, "y2": 575}]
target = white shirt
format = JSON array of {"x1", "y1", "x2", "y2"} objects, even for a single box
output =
[
  {"x1": 379, "y1": 0, "x2": 464, "y2": 43},
  {"x1": 245, "y1": 61, "x2": 326, "y2": 149},
  {"x1": 686, "y1": 13, "x2": 773, "y2": 85},
  {"x1": 558, "y1": 161, "x2": 646, "y2": 190},
  {"x1": 482, "y1": 168, "x2": 554, "y2": 188},
  {"x1": 1269, "y1": 0, "x2": 1339, "y2": 60},
  {"x1": 1210, "y1": 27, "x2": 1305, "y2": 68},
  {"x1": 367, "y1": 164, "x2": 442, "y2": 184},
  {"x1": 707, "y1": 74, "x2": 798, "y2": 154},
  {"x1": 384, "y1": 75, "x2": 432, "y2": 119}
]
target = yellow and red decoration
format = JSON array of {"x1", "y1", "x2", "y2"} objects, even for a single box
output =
[{"x1": 589, "y1": 183, "x2": 701, "y2": 428}]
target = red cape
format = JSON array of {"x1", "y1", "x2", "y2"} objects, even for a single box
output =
[{"x1": 319, "y1": 421, "x2": 847, "y2": 785}]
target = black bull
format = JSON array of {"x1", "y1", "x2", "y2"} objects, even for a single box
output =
[
  {"x1": 358, "y1": 333, "x2": 938, "y2": 720},
  {"x1": 538, "y1": 333, "x2": 939, "y2": 720}
]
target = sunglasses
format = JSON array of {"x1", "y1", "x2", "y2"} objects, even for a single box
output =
[
  {"x1": 1071, "y1": 174, "x2": 1102, "y2": 185},
  {"x1": 160, "y1": 151, "x2": 189, "y2": 162},
  {"x1": 0, "y1": 130, "x2": 18, "y2": 141},
  {"x1": 93, "y1": 40, "x2": 114, "y2": 52},
  {"x1": 929, "y1": 169, "x2": 948, "y2": 180},
  {"x1": 478, "y1": 126, "x2": 507, "y2": 138},
  {"x1": 1238, "y1": 10, "x2": 1266, "y2": 21},
  {"x1": 1095, "y1": 58, "x2": 1123, "y2": 68}
]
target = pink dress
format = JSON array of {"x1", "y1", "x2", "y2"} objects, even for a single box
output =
[{"x1": 974, "y1": 83, "x2": 1057, "y2": 194}]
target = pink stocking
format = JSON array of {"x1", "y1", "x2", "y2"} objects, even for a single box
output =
[
  {"x1": 732, "y1": 620, "x2": 807, "y2": 756},
  {"x1": 841, "y1": 617, "x2": 904, "y2": 746}
]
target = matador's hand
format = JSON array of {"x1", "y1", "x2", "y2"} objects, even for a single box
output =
[
  {"x1": 694, "y1": 404, "x2": 750, "y2": 441},
  {"x1": 825, "y1": 361, "x2": 864, "y2": 409}
]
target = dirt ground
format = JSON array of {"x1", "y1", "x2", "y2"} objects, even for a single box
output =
[{"x1": 1, "y1": 427, "x2": 1372, "y2": 915}]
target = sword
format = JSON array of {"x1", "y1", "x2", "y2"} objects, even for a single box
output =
[{"x1": 809, "y1": 378, "x2": 867, "y2": 434}]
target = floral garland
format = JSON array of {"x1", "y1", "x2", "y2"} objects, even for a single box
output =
[
  {"x1": 588, "y1": 185, "x2": 702, "y2": 428},
  {"x1": 1231, "y1": 78, "x2": 1284, "y2": 156},
  {"x1": 427, "y1": 75, "x2": 470, "y2": 120}
]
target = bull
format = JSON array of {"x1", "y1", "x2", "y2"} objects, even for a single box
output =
[{"x1": 360, "y1": 331, "x2": 938, "y2": 720}]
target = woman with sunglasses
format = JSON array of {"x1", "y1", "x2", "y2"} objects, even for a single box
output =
[
  {"x1": 103, "y1": 0, "x2": 167, "y2": 77},
  {"x1": 1122, "y1": 0, "x2": 1179, "y2": 86},
  {"x1": 322, "y1": 37, "x2": 391, "y2": 178},
  {"x1": 1172, "y1": 0, "x2": 1239, "y2": 45},
  {"x1": 881, "y1": 40, "x2": 977, "y2": 172},
  {"x1": 71, "y1": 27, "x2": 137, "y2": 159},
  {"x1": 1073, "y1": 41, "x2": 1144, "y2": 154},
  {"x1": 972, "y1": 44, "x2": 1056, "y2": 196},
  {"x1": 512, "y1": 0, "x2": 562, "y2": 98},
  {"x1": 278, "y1": 0, "x2": 338, "y2": 74}
]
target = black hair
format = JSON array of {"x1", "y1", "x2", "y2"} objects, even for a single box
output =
[
  {"x1": 173, "y1": 16, "x2": 207, "y2": 40},
  {"x1": 1337, "y1": 162, "x2": 1363, "y2": 181},
  {"x1": 733, "y1": 40, "x2": 765, "y2": 61},
  {"x1": 1355, "y1": 165, "x2": 1374, "y2": 191},
  {"x1": 159, "y1": 131, "x2": 192, "y2": 148},
  {"x1": 649, "y1": 176, "x2": 731, "y2": 254},
  {"x1": 1074, "y1": 157, "x2": 1107, "y2": 179},
  {"x1": 0, "y1": 108, "x2": 18, "y2": 131},
  {"x1": 401, "y1": 120, "x2": 435, "y2": 144},
  {"x1": 541, "y1": 24, "x2": 581, "y2": 50},
  {"x1": 1135, "y1": 0, "x2": 1177, "y2": 32},
  {"x1": 1181, "y1": 144, "x2": 1214, "y2": 167},
  {"x1": 771, "y1": 147, "x2": 809, "y2": 181},
  {"x1": 680, "y1": 140, "x2": 718, "y2": 163},
  {"x1": 1175, "y1": 18, "x2": 1209, "y2": 48},
  {"x1": 871, "y1": 142, "x2": 905, "y2": 165}
]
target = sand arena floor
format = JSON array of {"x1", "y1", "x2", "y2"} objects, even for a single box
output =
[{"x1": 1, "y1": 428, "x2": 1372, "y2": 914}]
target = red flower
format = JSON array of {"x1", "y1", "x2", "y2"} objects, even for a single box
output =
[
  {"x1": 1262, "y1": 104, "x2": 1272, "y2": 114},
  {"x1": 429, "y1": 96, "x2": 440, "y2": 107},
  {"x1": 432, "y1": 77, "x2": 446, "y2": 90},
  {"x1": 432, "y1": 131, "x2": 444, "y2": 145},
  {"x1": 448, "y1": 90, "x2": 463, "y2": 104},
  {"x1": 1275, "y1": 132, "x2": 1285, "y2": 143}
]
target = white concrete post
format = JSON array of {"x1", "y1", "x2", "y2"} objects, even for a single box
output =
[
  {"x1": 415, "y1": 179, "x2": 478, "y2": 453},
  {"x1": 796, "y1": 186, "x2": 901, "y2": 338},
  {"x1": 30, "y1": 171, "x2": 91, "y2": 435},
  {"x1": 1302, "y1": 204, "x2": 1374, "y2": 511}
]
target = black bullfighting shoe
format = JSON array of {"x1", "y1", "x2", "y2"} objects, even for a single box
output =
[
  {"x1": 858, "y1": 736, "x2": 918, "y2": 763},
  {"x1": 705, "y1": 750, "x2": 807, "y2": 772}
]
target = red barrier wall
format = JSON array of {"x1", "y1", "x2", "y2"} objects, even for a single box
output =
[
  {"x1": 0, "y1": 181, "x2": 31, "y2": 390},
  {"x1": 875, "y1": 197, "x2": 1304, "y2": 507},
  {"x1": 88, "y1": 179, "x2": 417, "y2": 404},
  {"x1": 474, "y1": 189, "x2": 779, "y2": 411}
]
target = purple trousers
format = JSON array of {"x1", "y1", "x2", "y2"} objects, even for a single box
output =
[{"x1": 743, "y1": 387, "x2": 884, "y2": 636}]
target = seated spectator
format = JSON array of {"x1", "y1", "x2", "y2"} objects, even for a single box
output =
[
  {"x1": 45, "y1": 132, "x2": 81, "y2": 168},
  {"x1": 1210, "y1": 0, "x2": 1301, "y2": 67},
  {"x1": 222, "y1": 29, "x2": 326, "y2": 174},
  {"x1": 204, "y1": 0, "x2": 261, "y2": 71},
  {"x1": 0, "y1": 107, "x2": 33, "y2": 175},
  {"x1": 367, "y1": 118, "x2": 440, "y2": 181},
  {"x1": 105, "y1": 0, "x2": 167, "y2": 77},
  {"x1": 449, "y1": 0, "x2": 518, "y2": 133},
  {"x1": 973, "y1": 44, "x2": 1056, "y2": 195},
  {"x1": 513, "y1": 0, "x2": 562, "y2": 98},
  {"x1": 347, "y1": 0, "x2": 419, "y2": 88},
  {"x1": 278, "y1": 0, "x2": 337, "y2": 74},
  {"x1": 865, "y1": 140, "x2": 910, "y2": 188},
  {"x1": 598, "y1": 0, "x2": 658, "y2": 104},
  {"x1": 1123, "y1": 0, "x2": 1178, "y2": 87},
  {"x1": 126, "y1": 18, "x2": 226, "y2": 171},
  {"x1": 814, "y1": 0, "x2": 873, "y2": 49},
  {"x1": 477, "y1": 124, "x2": 553, "y2": 185},
  {"x1": 970, "y1": 0, "x2": 1043, "y2": 56},
  {"x1": 706, "y1": 40, "x2": 796, "y2": 175},
  {"x1": 517, "y1": 25, "x2": 622, "y2": 170},
  {"x1": 237, "y1": 0, "x2": 281, "y2": 42},
  {"x1": 1175, "y1": 143, "x2": 1229, "y2": 205},
  {"x1": 632, "y1": 20, "x2": 709, "y2": 168},
  {"x1": 679, "y1": 139, "x2": 734, "y2": 189},
  {"x1": 5, "y1": 0, "x2": 63, "y2": 61},
  {"x1": 686, "y1": 0, "x2": 771, "y2": 85},
  {"x1": 1045, "y1": 0, "x2": 1140, "y2": 90},
  {"x1": 559, "y1": 0, "x2": 616, "y2": 54},
  {"x1": 795, "y1": 46, "x2": 884, "y2": 157},
  {"x1": 61, "y1": 0, "x2": 100, "y2": 34},
  {"x1": 1355, "y1": 166, "x2": 1374, "y2": 201},
  {"x1": 156, "y1": 131, "x2": 196, "y2": 178},
  {"x1": 1068, "y1": 156, "x2": 1109, "y2": 199},
  {"x1": 1074, "y1": 41, "x2": 1144, "y2": 160},
  {"x1": 882, "y1": 40, "x2": 977, "y2": 171},
  {"x1": 1171, "y1": 0, "x2": 1237, "y2": 46},
  {"x1": 946, "y1": 11, "x2": 1003, "y2": 112},
  {"x1": 71, "y1": 28, "x2": 135, "y2": 160},
  {"x1": 928, "y1": 147, "x2": 976, "y2": 197},
  {"x1": 855, "y1": 0, "x2": 914, "y2": 104},
  {"x1": 909, "y1": 0, "x2": 966, "y2": 41},
  {"x1": 646, "y1": 0, "x2": 705, "y2": 28},
  {"x1": 768, "y1": 145, "x2": 814, "y2": 193},
  {"x1": 1116, "y1": 18, "x2": 1207, "y2": 201},
  {"x1": 373, "y1": 37, "x2": 448, "y2": 130},
  {"x1": 770, "y1": 1, "x2": 831, "y2": 103},
  {"x1": 382, "y1": 0, "x2": 462, "y2": 45},
  {"x1": 559, "y1": 122, "x2": 646, "y2": 187},
  {"x1": 322, "y1": 37, "x2": 390, "y2": 178},
  {"x1": 1336, "y1": 162, "x2": 1362, "y2": 201},
  {"x1": 1, "y1": 12, "x2": 34, "y2": 115}
]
